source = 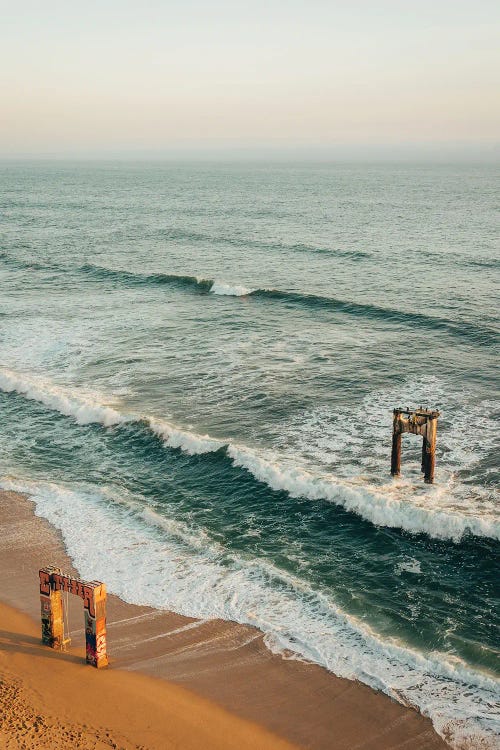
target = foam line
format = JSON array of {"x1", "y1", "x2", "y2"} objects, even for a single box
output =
[
  {"x1": 1, "y1": 368, "x2": 499, "y2": 543},
  {"x1": 226, "y1": 445, "x2": 500, "y2": 543},
  {"x1": 1, "y1": 476, "x2": 498, "y2": 749},
  {"x1": 0, "y1": 369, "x2": 128, "y2": 427}
]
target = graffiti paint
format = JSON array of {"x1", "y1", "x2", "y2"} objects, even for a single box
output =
[{"x1": 38, "y1": 567, "x2": 109, "y2": 668}]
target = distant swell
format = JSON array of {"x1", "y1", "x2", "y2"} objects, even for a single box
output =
[
  {"x1": 2, "y1": 368, "x2": 499, "y2": 544},
  {"x1": 80, "y1": 264, "x2": 215, "y2": 293},
  {"x1": 251, "y1": 288, "x2": 499, "y2": 345},
  {"x1": 143, "y1": 227, "x2": 371, "y2": 260},
  {"x1": 79, "y1": 264, "x2": 497, "y2": 345},
  {"x1": 2, "y1": 255, "x2": 497, "y2": 344}
]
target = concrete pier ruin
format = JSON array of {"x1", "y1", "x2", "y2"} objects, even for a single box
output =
[{"x1": 391, "y1": 408, "x2": 440, "y2": 483}]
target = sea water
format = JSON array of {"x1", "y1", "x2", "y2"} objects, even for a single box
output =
[{"x1": 0, "y1": 161, "x2": 498, "y2": 748}]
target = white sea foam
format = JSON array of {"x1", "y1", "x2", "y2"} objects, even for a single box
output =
[
  {"x1": 148, "y1": 417, "x2": 225, "y2": 455},
  {"x1": 1, "y1": 367, "x2": 498, "y2": 543},
  {"x1": 395, "y1": 557, "x2": 422, "y2": 575},
  {"x1": 0, "y1": 368, "x2": 129, "y2": 427},
  {"x1": 210, "y1": 280, "x2": 253, "y2": 296},
  {"x1": 270, "y1": 375, "x2": 500, "y2": 540},
  {"x1": 1, "y1": 476, "x2": 498, "y2": 749},
  {"x1": 226, "y1": 445, "x2": 500, "y2": 543}
]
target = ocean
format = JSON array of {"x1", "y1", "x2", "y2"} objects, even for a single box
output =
[{"x1": 0, "y1": 161, "x2": 498, "y2": 748}]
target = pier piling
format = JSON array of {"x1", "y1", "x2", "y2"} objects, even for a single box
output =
[{"x1": 390, "y1": 408, "x2": 440, "y2": 483}]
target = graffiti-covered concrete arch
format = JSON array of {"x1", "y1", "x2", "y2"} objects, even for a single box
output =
[{"x1": 39, "y1": 566, "x2": 108, "y2": 668}]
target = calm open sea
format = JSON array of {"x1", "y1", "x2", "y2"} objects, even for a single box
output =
[{"x1": 0, "y1": 161, "x2": 498, "y2": 748}]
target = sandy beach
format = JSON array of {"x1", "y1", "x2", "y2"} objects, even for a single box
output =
[
  {"x1": 0, "y1": 601, "x2": 299, "y2": 750},
  {"x1": 0, "y1": 489, "x2": 449, "y2": 749},
  {"x1": 2, "y1": 2, "x2": 499, "y2": 746}
]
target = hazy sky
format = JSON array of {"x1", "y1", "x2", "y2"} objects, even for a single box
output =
[{"x1": 1, "y1": 0, "x2": 499, "y2": 157}]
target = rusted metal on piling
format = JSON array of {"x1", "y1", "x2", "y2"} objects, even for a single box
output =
[{"x1": 391, "y1": 408, "x2": 440, "y2": 483}]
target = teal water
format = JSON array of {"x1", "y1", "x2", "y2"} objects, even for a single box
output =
[{"x1": 0, "y1": 162, "x2": 498, "y2": 747}]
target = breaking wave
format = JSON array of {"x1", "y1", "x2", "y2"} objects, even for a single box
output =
[
  {"x1": 0, "y1": 369, "x2": 129, "y2": 427},
  {"x1": 1, "y1": 368, "x2": 498, "y2": 544},
  {"x1": 1, "y1": 255, "x2": 497, "y2": 343},
  {"x1": 225, "y1": 445, "x2": 500, "y2": 543},
  {"x1": 1, "y1": 475, "x2": 498, "y2": 749},
  {"x1": 80, "y1": 264, "x2": 252, "y2": 296},
  {"x1": 76, "y1": 265, "x2": 500, "y2": 346}
]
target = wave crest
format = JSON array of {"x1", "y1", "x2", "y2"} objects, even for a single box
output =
[
  {"x1": 1, "y1": 476, "x2": 498, "y2": 749},
  {"x1": 0, "y1": 369, "x2": 128, "y2": 427},
  {"x1": 1, "y1": 367, "x2": 498, "y2": 544},
  {"x1": 80, "y1": 265, "x2": 500, "y2": 346},
  {"x1": 1, "y1": 256, "x2": 497, "y2": 344},
  {"x1": 80, "y1": 264, "x2": 251, "y2": 297}
]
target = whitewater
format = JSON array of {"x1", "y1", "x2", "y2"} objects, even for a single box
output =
[
  {"x1": 1, "y1": 161, "x2": 498, "y2": 749},
  {"x1": 1, "y1": 473, "x2": 498, "y2": 749},
  {"x1": 1, "y1": 368, "x2": 498, "y2": 543}
]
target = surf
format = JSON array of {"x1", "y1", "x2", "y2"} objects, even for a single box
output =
[
  {"x1": 1, "y1": 367, "x2": 498, "y2": 544},
  {"x1": 2, "y1": 255, "x2": 498, "y2": 344},
  {"x1": 1, "y1": 474, "x2": 498, "y2": 750}
]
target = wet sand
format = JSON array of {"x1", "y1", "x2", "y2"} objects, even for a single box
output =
[{"x1": 0, "y1": 489, "x2": 448, "y2": 749}]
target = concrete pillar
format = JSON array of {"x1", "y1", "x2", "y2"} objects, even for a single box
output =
[
  {"x1": 391, "y1": 410, "x2": 402, "y2": 476},
  {"x1": 424, "y1": 421, "x2": 437, "y2": 484},
  {"x1": 391, "y1": 431, "x2": 402, "y2": 476},
  {"x1": 39, "y1": 568, "x2": 64, "y2": 649},
  {"x1": 424, "y1": 448, "x2": 435, "y2": 483},
  {"x1": 424, "y1": 417, "x2": 438, "y2": 484},
  {"x1": 421, "y1": 437, "x2": 428, "y2": 473},
  {"x1": 84, "y1": 583, "x2": 108, "y2": 668}
]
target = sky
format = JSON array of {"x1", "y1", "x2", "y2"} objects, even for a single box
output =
[{"x1": 1, "y1": 0, "x2": 499, "y2": 158}]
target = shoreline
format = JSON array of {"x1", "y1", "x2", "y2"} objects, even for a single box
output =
[{"x1": 0, "y1": 488, "x2": 448, "y2": 749}]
